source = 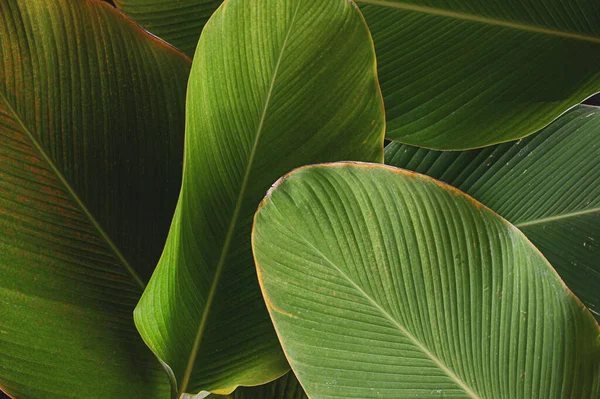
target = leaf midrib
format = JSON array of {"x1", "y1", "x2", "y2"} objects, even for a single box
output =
[
  {"x1": 0, "y1": 92, "x2": 145, "y2": 289},
  {"x1": 515, "y1": 207, "x2": 600, "y2": 228},
  {"x1": 275, "y1": 225, "x2": 480, "y2": 398},
  {"x1": 358, "y1": 0, "x2": 600, "y2": 44},
  {"x1": 178, "y1": 3, "x2": 303, "y2": 394}
]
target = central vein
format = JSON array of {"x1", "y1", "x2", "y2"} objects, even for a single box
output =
[{"x1": 178, "y1": 3, "x2": 302, "y2": 394}]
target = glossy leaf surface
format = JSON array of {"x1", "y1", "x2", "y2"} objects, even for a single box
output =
[
  {"x1": 385, "y1": 105, "x2": 600, "y2": 321},
  {"x1": 0, "y1": 0, "x2": 190, "y2": 397},
  {"x1": 253, "y1": 163, "x2": 600, "y2": 398},
  {"x1": 359, "y1": 0, "x2": 600, "y2": 149},
  {"x1": 134, "y1": 0, "x2": 385, "y2": 395}
]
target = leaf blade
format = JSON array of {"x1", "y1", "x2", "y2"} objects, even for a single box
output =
[
  {"x1": 0, "y1": 0, "x2": 190, "y2": 397},
  {"x1": 359, "y1": 0, "x2": 600, "y2": 149},
  {"x1": 253, "y1": 162, "x2": 600, "y2": 398},
  {"x1": 384, "y1": 105, "x2": 600, "y2": 320},
  {"x1": 134, "y1": 0, "x2": 385, "y2": 395}
]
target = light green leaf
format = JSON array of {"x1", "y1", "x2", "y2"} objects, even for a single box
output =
[
  {"x1": 359, "y1": 0, "x2": 600, "y2": 149},
  {"x1": 209, "y1": 373, "x2": 307, "y2": 399},
  {"x1": 0, "y1": 0, "x2": 190, "y2": 397},
  {"x1": 385, "y1": 104, "x2": 600, "y2": 321},
  {"x1": 134, "y1": 0, "x2": 385, "y2": 396},
  {"x1": 253, "y1": 163, "x2": 600, "y2": 398}
]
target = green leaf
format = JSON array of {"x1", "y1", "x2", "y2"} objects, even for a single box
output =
[
  {"x1": 133, "y1": 0, "x2": 385, "y2": 396},
  {"x1": 209, "y1": 373, "x2": 307, "y2": 399},
  {"x1": 359, "y1": 0, "x2": 600, "y2": 149},
  {"x1": 115, "y1": 0, "x2": 600, "y2": 150},
  {"x1": 113, "y1": 0, "x2": 221, "y2": 57},
  {"x1": 0, "y1": 0, "x2": 190, "y2": 397},
  {"x1": 385, "y1": 104, "x2": 600, "y2": 321},
  {"x1": 253, "y1": 163, "x2": 600, "y2": 398}
]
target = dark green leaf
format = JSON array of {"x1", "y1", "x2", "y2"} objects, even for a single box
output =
[
  {"x1": 0, "y1": 0, "x2": 190, "y2": 397},
  {"x1": 359, "y1": 0, "x2": 600, "y2": 149},
  {"x1": 113, "y1": 0, "x2": 221, "y2": 57}
]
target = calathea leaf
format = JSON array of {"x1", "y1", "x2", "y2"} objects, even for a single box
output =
[
  {"x1": 253, "y1": 162, "x2": 600, "y2": 398},
  {"x1": 134, "y1": 0, "x2": 385, "y2": 395},
  {"x1": 385, "y1": 105, "x2": 600, "y2": 321},
  {"x1": 359, "y1": 0, "x2": 600, "y2": 149},
  {"x1": 0, "y1": 0, "x2": 190, "y2": 398}
]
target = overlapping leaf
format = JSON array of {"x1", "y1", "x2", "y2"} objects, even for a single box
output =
[
  {"x1": 113, "y1": 0, "x2": 221, "y2": 56},
  {"x1": 0, "y1": 0, "x2": 190, "y2": 397},
  {"x1": 253, "y1": 163, "x2": 600, "y2": 398},
  {"x1": 209, "y1": 373, "x2": 307, "y2": 399},
  {"x1": 133, "y1": 0, "x2": 385, "y2": 395},
  {"x1": 385, "y1": 105, "x2": 600, "y2": 321},
  {"x1": 361, "y1": 0, "x2": 600, "y2": 149},
  {"x1": 115, "y1": 0, "x2": 600, "y2": 149}
]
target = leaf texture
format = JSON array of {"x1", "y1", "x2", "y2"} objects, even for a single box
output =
[
  {"x1": 114, "y1": 0, "x2": 222, "y2": 56},
  {"x1": 253, "y1": 163, "x2": 600, "y2": 398},
  {"x1": 358, "y1": 0, "x2": 600, "y2": 149},
  {"x1": 116, "y1": 0, "x2": 600, "y2": 150},
  {"x1": 0, "y1": 0, "x2": 190, "y2": 397},
  {"x1": 133, "y1": 0, "x2": 385, "y2": 395},
  {"x1": 210, "y1": 373, "x2": 308, "y2": 399},
  {"x1": 385, "y1": 105, "x2": 600, "y2": 321}
]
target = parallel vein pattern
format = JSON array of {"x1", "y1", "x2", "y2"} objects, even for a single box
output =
[
  {"x1": 357, "y1": 0, "x2": 600, "y2": 149},
  {"x1": 385, "y1": 105, "x2": 600, "y2": 320},
  {"x1": 114, "y1": 0, "x2": 223, "y2": 56},
  {"x1": 0, "y1": 0, "x2": 190, "y2": 397},
  {"x1": 253, "y1": 163, "x2": 600, "y2": 399},
  {"x1": 133, "y1": 0, "x2": 385, "y2": 395}
]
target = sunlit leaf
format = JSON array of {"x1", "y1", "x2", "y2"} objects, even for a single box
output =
[{"x1": 134, "y1": 0, "x2": 385, "y2": 395}]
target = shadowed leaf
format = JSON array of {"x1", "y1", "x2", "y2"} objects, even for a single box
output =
[{"x1": 0, "y1": 0, "x2": 190, "y2": 397}]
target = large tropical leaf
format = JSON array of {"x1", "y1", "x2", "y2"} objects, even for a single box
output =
[
  {"x1": 385, "y1": 104, "x2": 600, "y2": 321},
  {"x1": 133, "y1": 0, "x2": 385, "y2": 396},
  {"x1": 253, "y1": 163, "x2": 600, "y2": 398},
  {"x1": 359, "y1": 0, "x2": 600, "y2": 149},
  {"x1": 0, "y1": 0, "x2": 190, "y2": 397},
  {"x1": 115, "y1": 0, "x2": 600, "y2": 150}
]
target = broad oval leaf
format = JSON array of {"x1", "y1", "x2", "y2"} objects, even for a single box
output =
[
  {"x1": 361, "y1": 0, "x2": 600, "y2": 149},
  {"x1": 115, "y1": 0, "x2": 600, "y2": 150},
  {"x1": 253, "y1": 163, "x2": 600, "y2": 398},
  {"x1": 133, "y1": 0, "x2": 385, "y2": 395},
  {"x1": 0, "y1": 0, "x2": 190, "y2": 397},
  {"x1": 385, "y1": 105, "x2": 600, "y2": 321}
]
